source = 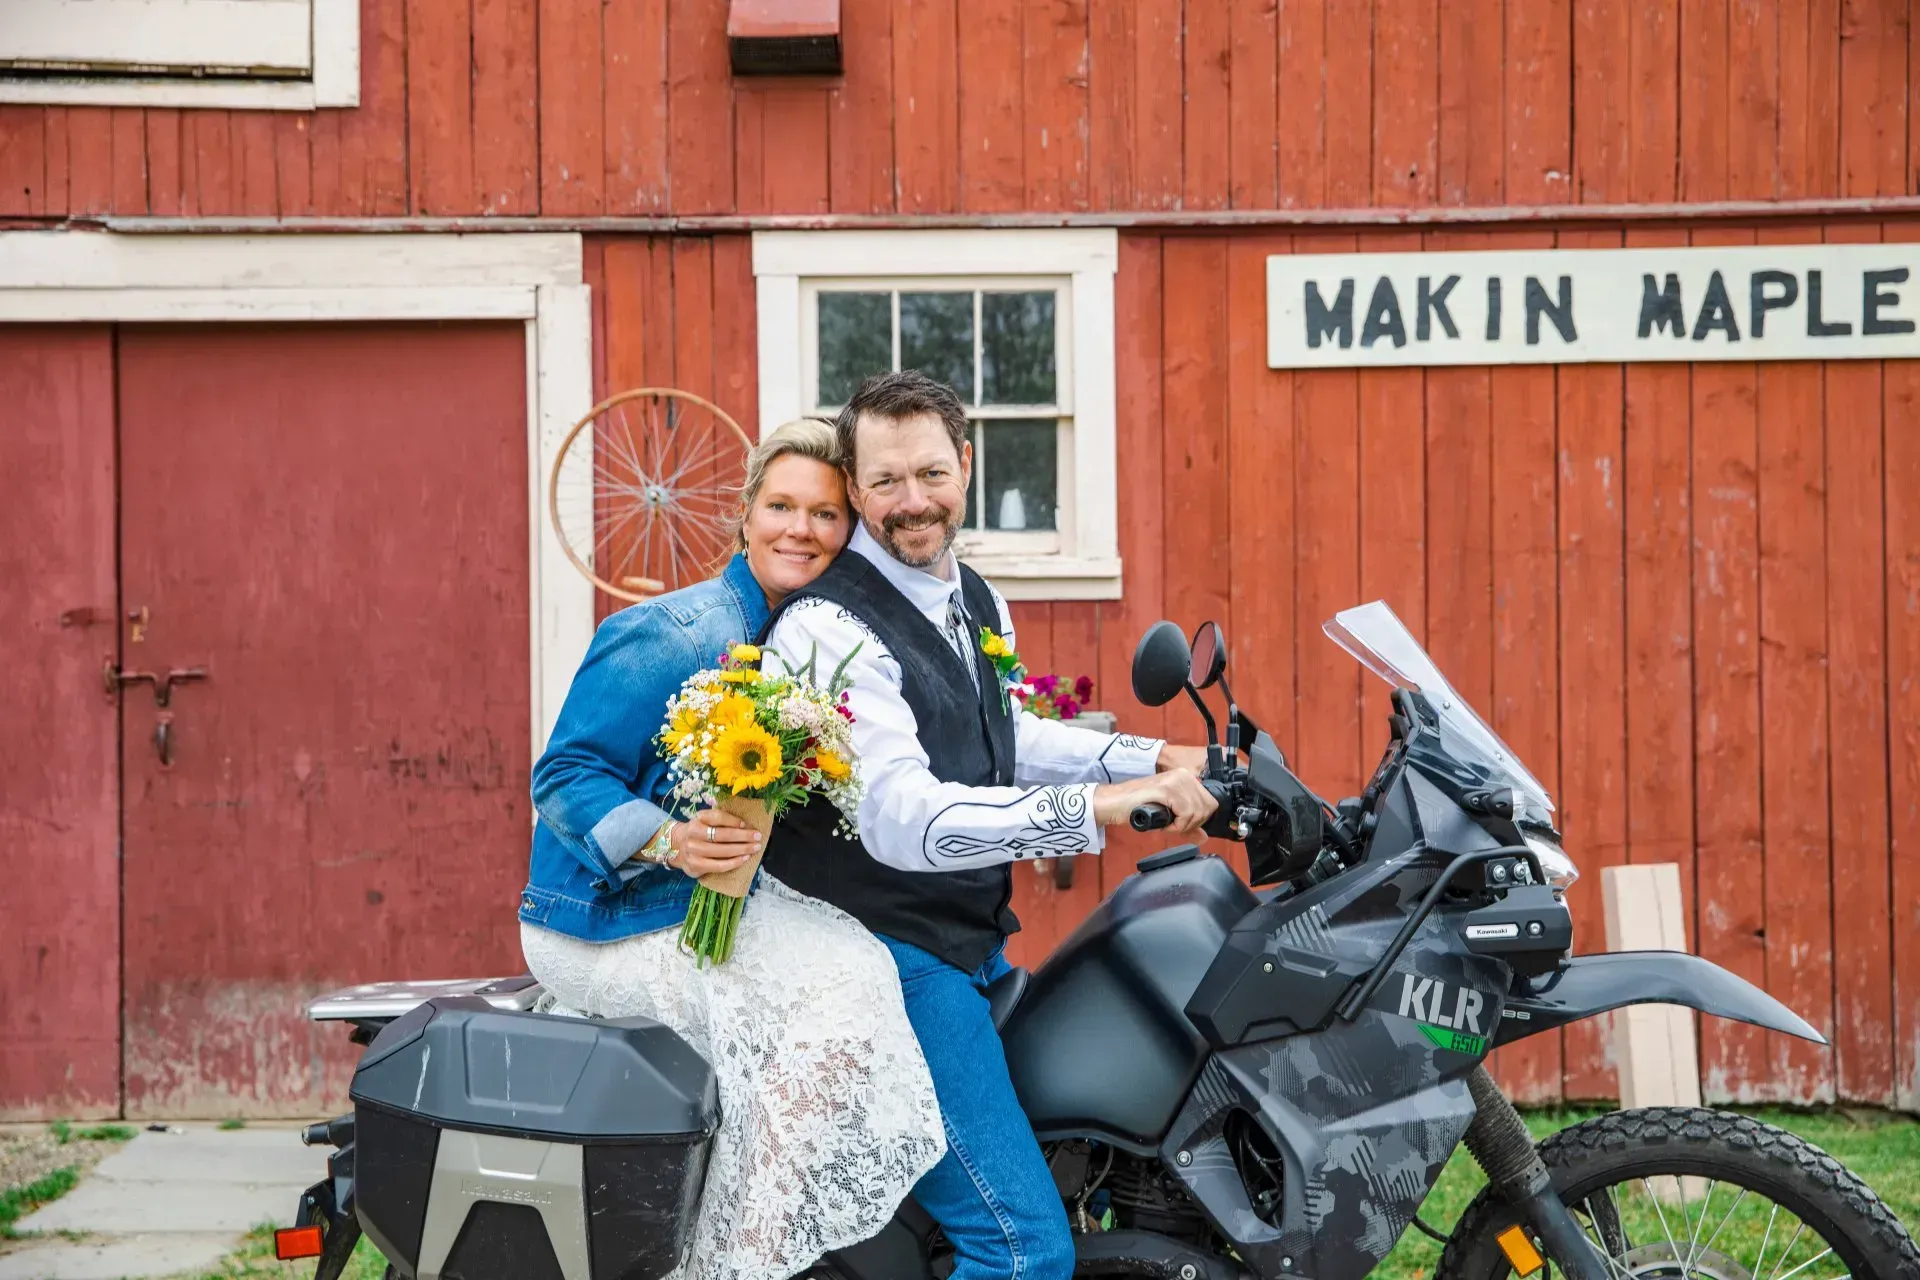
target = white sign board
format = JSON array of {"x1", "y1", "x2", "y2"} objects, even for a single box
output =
[{"x1": 1266, "y1": 245, "x2": 1920, "y2": 368}]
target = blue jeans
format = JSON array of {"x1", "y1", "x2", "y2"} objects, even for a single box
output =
[{"x1": 879, "y1": 935, "x2": 1075, "y2": 1280}]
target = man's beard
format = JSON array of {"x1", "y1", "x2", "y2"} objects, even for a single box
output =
[{"x1": 869, "y1": 504, "x2": 960, "y2": 569}]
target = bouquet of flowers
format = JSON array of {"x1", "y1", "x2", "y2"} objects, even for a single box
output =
[{"x1": 657, "y1": 642, "x2": 863, "y2": 964}]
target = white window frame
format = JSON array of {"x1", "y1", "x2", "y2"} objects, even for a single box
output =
[
  {"x1": 0, "y1": 230, "x2": 593, "y2": 758},
  {"x1": 0, "y1": 0, "x2": 359, "y2": 110},
  {"x1": 803, "y1": 274, "x2": 1075, "y2": 558},
  {"x1": 755, "y1": 229, "x2": 1122, "y2": 601}
]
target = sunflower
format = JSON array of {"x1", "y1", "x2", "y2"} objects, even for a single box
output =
[
  {"x1": 708, "y1": 692, "x2": 757, "y2": 729},
  {"x1": 711, "y1": 722, "x2": 784, "y2": 792},
  {"x1": 814, "y1": 750, "x2": 851, "y2": 782}
]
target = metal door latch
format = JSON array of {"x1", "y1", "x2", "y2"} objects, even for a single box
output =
[
  {"x1": 102, "y1": 662, "x2": 209, "y2": 766},
  {"x1": 103, "y1": 662, "x2": 208, "y2": 707}
]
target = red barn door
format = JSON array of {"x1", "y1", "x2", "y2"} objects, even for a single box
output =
[
  {"x1": 0, "y1": 327, "x2": 122, "y2": 1120},
  {"x1": 115, "y1": 324, "x2": 534, "y2": 1117}
]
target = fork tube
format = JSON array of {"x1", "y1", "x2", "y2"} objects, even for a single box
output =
[{"x1": 1461, "y1": 1065, "x2": 1610, "y2": 1280}]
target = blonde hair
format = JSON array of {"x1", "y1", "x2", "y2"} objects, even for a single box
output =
[{"x1": 714, "y1": 417, "x2": 844, "y2": 571}]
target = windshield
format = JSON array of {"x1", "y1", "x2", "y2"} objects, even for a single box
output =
[{"x1": 1323, "y1": 600, "x2": 1555, "y2": 818}]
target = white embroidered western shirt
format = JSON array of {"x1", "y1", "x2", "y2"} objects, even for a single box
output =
[{"x1": 762, "y1": 525, "x2": 1164, "y2": 873}]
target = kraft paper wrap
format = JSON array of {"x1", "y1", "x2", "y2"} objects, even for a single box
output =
[{"x1": 698, "y1": 794, "x2": 771, "y2": 898}]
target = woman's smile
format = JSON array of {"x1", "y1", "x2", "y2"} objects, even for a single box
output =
[{"x1": 742, "y1": 452, "x2": 851, "y2": 605}]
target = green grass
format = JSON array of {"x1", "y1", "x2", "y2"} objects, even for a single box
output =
[
  {"x1": 0, "y1": 1167, "x2": 80, "y2": 1240},
  {"x1": 185, "y1": 1224, "x2": 386, "y2": 1279},
  {"x1": 1373, "y1": 1107, "x2": 1920, "y2": 1279},
  {"x1": 47, "y1": 1120, "x2": 137, "y2": 1145},
  {"x1": 218, "y1": 1119, "x2": 248, "y2": 1131}
]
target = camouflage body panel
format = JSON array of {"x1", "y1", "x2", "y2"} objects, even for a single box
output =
[{"x1": 1162, "y1": 771, "x2": 1512, "y2": 1280}]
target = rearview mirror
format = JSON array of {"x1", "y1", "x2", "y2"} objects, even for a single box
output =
[
  {"x1": 1189, "y1": 621, "x2": 1226, "y2": 690},
  {"x1": 1131, "y1": 621, "x2": 1191, "y2": 707}
]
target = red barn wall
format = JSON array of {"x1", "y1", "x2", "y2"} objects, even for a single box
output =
[
  {"x1": 583, "y1": 226, "x2": 1920, "y2": 1108},
  {"x1": 6, "y1": 0, "x2": 1920, "y2": 1113},
  {"x1": 3, "y1": 0, "x2": 1917, "y2": 221}
]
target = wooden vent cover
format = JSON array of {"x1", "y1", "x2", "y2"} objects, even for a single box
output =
[{"x1": 727, "y1": 0, "x2": 842, "y2": 76}]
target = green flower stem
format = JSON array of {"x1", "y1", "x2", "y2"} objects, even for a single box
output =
[{"x1": 679, "y1": 884, "x2": 750, "y2": 967}]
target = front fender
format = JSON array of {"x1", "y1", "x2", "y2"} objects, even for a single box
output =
[{"x1": 1495, "y1": 951, "x2": 1825, "y2": 1047}]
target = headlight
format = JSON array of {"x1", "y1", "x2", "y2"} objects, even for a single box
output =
[{"x1": 1523, "y1": 833, "x2": 1580, "y2": 892}]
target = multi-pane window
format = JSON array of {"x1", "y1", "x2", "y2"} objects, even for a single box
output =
[
  {"x1": 757, "y1": 229, "x2": 1120, "y2": 600},
  {"x1": 805, "y1": 281, "x2": 1072, "y2": 551}
]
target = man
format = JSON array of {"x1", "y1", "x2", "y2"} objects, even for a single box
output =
[{"x1": 759, "y1": 369, "x2": 1217, "y2": 1280}]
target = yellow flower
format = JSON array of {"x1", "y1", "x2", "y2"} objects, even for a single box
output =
[
  {"x1": 981, "y1": 634, "x2": 1009, "y2": 658},
  {"x1": 709, "y1": 692, "x2": 757, "y2": 729},
  {"x1": 663, "y1": 704, "x2": 702, "y2": 753},
  {"x1": 730, "y1": 643, "x2": 762, "y2": 664},
  {"x1": 814, "y1": 750, "x2": 851, "y2": 782},
  {"x1": 721, "y1": 668, "x2": 760, "y2": 684},
  {"x1": 711, "y1": 722, "x2": 783, "y2": 793}
]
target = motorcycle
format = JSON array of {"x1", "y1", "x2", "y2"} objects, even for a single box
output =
[{"x1": 283, "y1": 601, "x2": 1920, "y2": 1280}]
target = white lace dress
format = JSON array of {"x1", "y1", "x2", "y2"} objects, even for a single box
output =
[{"x1": 519, "y1": 873, "x2": 946, "y2": 1280}]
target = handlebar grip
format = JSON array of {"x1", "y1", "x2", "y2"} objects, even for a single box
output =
[{"x1": 1130, "y1": 802, "x2": 1174, "y2": 832}]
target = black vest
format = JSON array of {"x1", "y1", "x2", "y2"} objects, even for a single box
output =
[{"x1": 756, "y1": 552, "x2": 1018, "y2": 973}]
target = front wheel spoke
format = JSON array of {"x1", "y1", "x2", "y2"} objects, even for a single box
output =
[
  {"x1": 1697, "y1": 1186, "x2": 1749, "y2": 1266},
  {"x1": 1771, "y1": 1248, "x2": 1838, "y2": 1280},
  {"x1": 1642, "y1": 1178, "x2": 1685, "y2": 1264},
  {"x1": 1766, "y1": 1222, "x2": 1808, "y2": 1280},
  {"x1": 1582, "y1": 1187, "x2": 1631, "y2": 1266}
]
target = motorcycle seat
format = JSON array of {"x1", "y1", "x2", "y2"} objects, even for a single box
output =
[{"x1": 986, "y1": 966, "x2": 1029, "y2": 1031}]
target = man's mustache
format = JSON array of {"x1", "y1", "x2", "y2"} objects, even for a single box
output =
[{"x1": 883, "y1": 507, "x2": 954, "y2": 534}]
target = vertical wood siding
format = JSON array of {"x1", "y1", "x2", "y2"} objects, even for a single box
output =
[
  {"x1": 958, "y1": 226, "x2": 1920, "y2": 1106},
  {"x1": 5, "y1": 0, "x2": 1919, "y2": 220}
]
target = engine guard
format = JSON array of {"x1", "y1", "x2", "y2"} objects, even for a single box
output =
[{"x1": 1495, "y1": 950, "x2": 1825, "y2": 1047}]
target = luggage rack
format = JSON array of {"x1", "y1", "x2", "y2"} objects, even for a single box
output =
[{"x1": 306, "y1": 975, "x2": 545, "y2": 1022}]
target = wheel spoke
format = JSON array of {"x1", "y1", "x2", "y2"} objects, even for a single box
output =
[
  {"x1": 1766, "y1": 1222, "x2": 1808, "y2": 1280},
  {"x1": 1642, "y1": 1177, "x2": 1686, "y2": 1265},
  {"x1": 1683, "y1": 1179, "x2": 1717, "y2": 1270},
  {"x1": 1581, "y1": 1185, "x2": 1632, "y2": 1272},
  {"x1": 1772, "y1": 1248, "x2": 1837, "y2": 1280},
  {"x1": 1697, "y1": 1186, "x2": 1749, "y2": 1267}
]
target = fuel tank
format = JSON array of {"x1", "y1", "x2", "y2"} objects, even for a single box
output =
[{"x1": 1000, "y1": 851, "x2": 1256, "y2": 1150}]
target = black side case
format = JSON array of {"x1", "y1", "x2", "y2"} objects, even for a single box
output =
[{"x1": 349, "y1": 996, "x2": 718, "y2": 1280}]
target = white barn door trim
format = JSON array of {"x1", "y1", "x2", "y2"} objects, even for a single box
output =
[{"x1": 0, "y1": 230, "x2": 596, "y2": 758}]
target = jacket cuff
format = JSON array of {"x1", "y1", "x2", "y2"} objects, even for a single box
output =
[{"x1": 587, "y1": 799, "x2": 674, "y2": 889}]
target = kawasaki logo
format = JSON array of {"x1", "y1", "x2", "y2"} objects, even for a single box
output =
[
  {"x1": 460, "y1": 1178, "x2": 554, "y2": 1205},
  {"x1": 1398, "y1": 973, "x2": 1486, "y2": 1037}
]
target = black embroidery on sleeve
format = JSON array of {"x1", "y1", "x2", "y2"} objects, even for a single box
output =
[{"x1": 924, "y1": 786, "x2": 1091, "y2": 864}]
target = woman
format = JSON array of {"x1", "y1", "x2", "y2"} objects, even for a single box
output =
[{"x1": 519, "y1": 419, "x2": 944, "y2": 1280}]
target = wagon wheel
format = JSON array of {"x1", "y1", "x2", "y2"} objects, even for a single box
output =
[{"x1": 548, "y1": 387, "x2": 754, "y2": 603}]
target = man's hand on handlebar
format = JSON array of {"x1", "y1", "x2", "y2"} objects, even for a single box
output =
[{"x1": 1092, "y1": 770, "x2": 1219, "y2": 835}]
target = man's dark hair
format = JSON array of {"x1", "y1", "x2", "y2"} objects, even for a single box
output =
[{"x1": 834, "y1": 370, "x2": 970, "y2": 473}]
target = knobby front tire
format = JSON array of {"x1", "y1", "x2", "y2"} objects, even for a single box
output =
[{"x1": 1437, "y1": 1106, "x2": 1920, "y2": 1279}]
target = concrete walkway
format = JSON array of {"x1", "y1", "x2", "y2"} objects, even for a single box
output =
[{"x1": 0, "y1": 1125, "x2": 327, "y2": 1280}]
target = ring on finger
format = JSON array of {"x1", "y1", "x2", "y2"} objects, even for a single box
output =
[{"x1": 707, "y1": 825, "x2": 715, "y2": 842}]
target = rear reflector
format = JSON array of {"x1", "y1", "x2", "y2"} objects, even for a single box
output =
[
  {"x1": 275, "y1": 1225, "x2": 325, "y2": 1260},
  {"x1": 1495, "y1": 1225, "x2": 1545, "y2": 1275}
]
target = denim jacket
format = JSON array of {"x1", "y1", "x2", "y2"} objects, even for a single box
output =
[{"x1": 519, "y1": 554, "x2": 770, "y2": 941}]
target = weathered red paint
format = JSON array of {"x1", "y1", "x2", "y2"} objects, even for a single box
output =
[
  {"x1": 0, "y1": 326, "x2": 122, "y2": 1121},
  {"x1": 1102, "y1": 227, "x2": 1919, "y2": 1106},
  {"x1": 8, "y1": 0, "x2": 1920, "y2": 220},
  {"x1": 113, "y1": 324, "x2": 532, "y2": 1117}
]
